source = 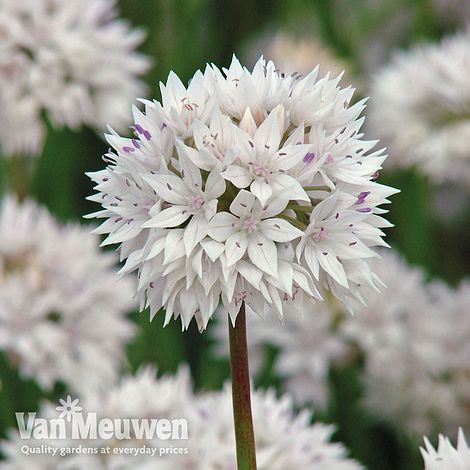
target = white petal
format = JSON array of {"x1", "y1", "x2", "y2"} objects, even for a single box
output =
[
  {"x1": 250, "y1": 178, "x2": 273, "y2": 206},
  {"x1": 221, "y1": 165, "x2": 252, "y2": 188},
  {"x1": 163, "y1": 230, "x2": 185, "y2": 264},
  {"x1": 207, "y1": 212, "x2": 239, "y2": 242},
  {"x1": 319, "y1": 251, "x2": 349, "y2": 288},
  {"x1": 247, "y1": 233, "x2": 278, "y2": 276},
  {"x1": 237, "y1": 260, "x2": 262, "y2": 288},
  {"x1": 200, "y1": 238, "x2": 225, "y2": 261},
  {"x1": 271, "y1": 144, "x2": 311, "y2": 171},
  {"x1": 254, "y1": 104, "x2": 283, "y2": 152},
  {"x1": 183, "y1": 215, "x2": 208, "y2": 256},
  {"x1": 239, "y1": 107, "x2": 257, "y2": 136},
  {"x1": 143, "y1": 206, "x2": 191, "y2": 228},
  {"x1": 177, "y1": 142, "x2": 203, "y2": 190},
  {"x1": 142, "y1": 174, "x2": 188, "y2": 205},
  {"x1": 258, "y1": 195, "x2": 289, "y2": 219},
  {"x1": 229, "y1": 189, "x2": 256, "y2": 217},
  {"x1": 303, "y1": 243, "x2": 320, "y2": 279},
  {"x1": 259, "y1": 218, "x2": 303, "y2": 242},
  {"x1": 225, "y1": 232, "x2": 248, "y2": 266},
  {"x1": 205, "y1": 167, "x2": 226, "y2": 198},
  {"x1": 270, "y1": 173, "x2": 310, "y2": 202}
]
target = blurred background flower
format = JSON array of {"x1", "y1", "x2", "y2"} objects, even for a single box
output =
[
  {"x1": 0, "y1": 196, "x2": 136, "y2": 394},
  {"x1": 0, "y1": 0, "x2": 149, "y2": 157}
]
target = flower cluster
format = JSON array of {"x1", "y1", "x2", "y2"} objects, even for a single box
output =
[
  {"x1": 421, "y1": 429, "x2": 470, "y2": 470},
  {"x1": 342, "y1": 251, "x2": 470, "y2": 436},
  {"x1": 0, "y1": 196, "x2": 136, "y2": 393},
  {"x1": 1, "y1": 367, "x2": 362, "y2": 469},
  {"x1": 88, "y1": 55, "x2": 397, "y2": 331},
  {"x1": 368, "y1": 29, "x2": 470, "y2": 187},
  {"x1": 0, "y1": 0, "x2": 149, "y2": 156}
]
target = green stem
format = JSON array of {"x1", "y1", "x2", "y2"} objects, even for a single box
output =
[
  {"x1": 289, "y1": 204, "x2": 312, "y2": 213},
  {"x1": 228, "y1": 303, "x2": 257, "y2": 470},
  {"x1": 302, "y1": 185, "x2": 330, "y2": 192},
  {"x1": 277, "y1": 214, "x2": 306, "y2": 230},
  {"x1": 3, "y1": 154, "x2": 35, "y2": 201}
]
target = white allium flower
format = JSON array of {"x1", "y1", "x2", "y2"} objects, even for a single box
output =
[
  {"x1": 342, "y1": 251, "x2": 470, "y2": 436},
  {"x1": 1, "y1": 368, "x2": 362, "y2": 470},
  {"x1": 0, "y1": 0, "x2": 149, "y2": 156},
  {"x1": 368, "y1": 30, "x2": 470, "y2": 187},
  {"x1": 0, "y1": 196, "x2": 136, "y2": 393},
  {"x1": 213, "y1": 298, "x2": 348, "y2": 408},
  {"x1": 0, "y1": 367, "x2": 192, "y2": 470},
  {"x1": 186, "y1": 385, "x2": 362, "y2": 470},
  {"x1": 87, "y1": 55, "x2": 397, "y2": 331},
  {"x1": 421, "y1": 429, "x2": 470, "y2": 470}
]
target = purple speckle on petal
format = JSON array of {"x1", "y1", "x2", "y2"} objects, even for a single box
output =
[
  {"x1": 122, "y1": 146, "x2": 134, "y2": 153},
  {"x1": 135, "y1": 124, "x2": 145, "y2": 134},
  {"x1": 355, "y1": 191, "x2": 370, "y2": 204},
  {"x1": 132, "y1": 139, "x2": 140, "y2": 149},
  {"x1": 143, "y1": 130, "x2": 152, "y2": 140},
  {"x1": 357, "y1": 207, "x2": 372, "y2": 213},
  {"x1": 303, "y1": 152, "x2": 315, "y2": 163}
]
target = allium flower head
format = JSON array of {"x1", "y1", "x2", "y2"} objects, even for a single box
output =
[
  {"x1": 343, "y1": 251, "x2": 470, "y2": 436},
  {"x1": 0, "y1": 0, "x2": 149, "y2": 156},
  {"x1": 0, "y1": 196, "x2": 136, "y2": 393},
  {"x1": 368, "y1": 30, "x2": 470, "y2": 187},
  {"x1": 421, "y1": 429, "x2": 470, "y2": 470},
  {"x1": 88, "y1": 55, "x2": 397, "y2": 331}
]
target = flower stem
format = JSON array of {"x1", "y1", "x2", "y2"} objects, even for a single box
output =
[
  {"x1": 228, "y1": 303, "x2": 257, "y2": 470},
  {"x1": 3, "y1": 154, "x2": 35, "y2": 201}
]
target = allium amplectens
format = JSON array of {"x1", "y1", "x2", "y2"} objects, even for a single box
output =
[
  {"x1": 0, "y1": 196, "x2": 136, "y2": 393},
  {"x1": 368, "y1": 30, "x2": 470, "y2": 187},
  {"x1": 0, "y1": 0, "x2": 149, "y2": 156},
  {"x1": 88, "y1": 56, "x2": 397, "y2": 331}
]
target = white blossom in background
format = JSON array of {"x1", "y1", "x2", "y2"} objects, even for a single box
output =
[
  {"x1": 0, "y1": 0, "x2": 149, "y2": 156},
  {"x1": 421, "y1": 429, "x2": 470, "y2": 470},
  {"x1": 187, "y1": 385, "x2": 362, "y2": 470},
  {"x1": 247, "y1": 31, "x2": 360, "y2": 90},
  {"x1": 368, "y1": 30, "x2": 470, "y2": 188},
  {"x1": 87, "y1": 55, "x2": 397, "y2": 331},
  {"x1": 1, "y1": 368, "x2": 362, "y2": 470},
  {"x1": 213, "y1": 297, "x2": 348, "y2": 407},
  {"x1": 342, "y1": 251, "x2": 470, "y2": 436},
  {"x1": 0, "y1": 196, "x2": 136, "y2": 393}
]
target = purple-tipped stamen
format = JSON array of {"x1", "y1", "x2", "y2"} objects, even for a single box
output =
[{"x1": 303, "y1": 152, "x2": 315, "y2": 163}]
